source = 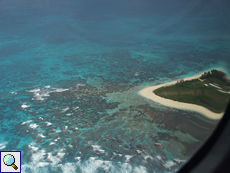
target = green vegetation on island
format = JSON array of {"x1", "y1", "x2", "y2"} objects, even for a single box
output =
[{"x1": 154, "y1": 69, "x2": 230, "y2": 113}]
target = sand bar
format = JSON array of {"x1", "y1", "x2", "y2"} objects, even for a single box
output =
[{"x1": 139, "y1": 72, "x2": 225, "y2": 119}]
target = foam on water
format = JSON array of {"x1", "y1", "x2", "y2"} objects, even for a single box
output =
[
  {"x1": 22, "y1": 142, "x2": 178, "y2": 173},
  {"x1": 0, "y1": 141, "x2": 7, "y2": 150},
  {"x1": 122, "y1": 163, "x2": 132, "y2": 172},
  {"x1": 75, "y1": 156, "x2": 81, "y2": 160},
  {"x1": 28, "y1": 86, "x2": 69, "y2": 101},
  {"x1": 36, "y1": 162, "x2": 50, "y2": 168},
  {"x1": 28, "y1": 145, "x2": 39, "y2": 152},
  {"x1": 54, "y1": 138, "x2": 60, "y2": 142},
  {"x1": 133, "y1": 166, "x2": 147, "y2": 173},
  {"x1": 92, "y1": 145, "x2": 105, "y2": 154},
  {"x1": 173, "y1": 158, "x2": 186, "y2": 164},
  {"x1": 143, "y1": 155, "x2": 154, "y2": 161},
  {"x1": 125, "y1": 155, "x2": 133, "y2": 162},
  {"x1": 38, "y1": 133, "x2": 45, "y2": 138},
  {"x1": 156, "y1": 155, "x2": 163, "y2": 162},
  {"x1": 73, "y1": 106, "x2": 79, "y2": 110},
  {"x1": 21, "y1": 120, "x2": 33, "y2": 125},
  {"x1": 21, "y1": 103, "x2": 30, "y2": 109},
  {"x1": 76, "y1": 84, "x2": 86, "y2": 89},
  {"x1": 22, "y1": 145, "x2": 69, "y2": 172},
  {"x1": 163, "y1": 161, "x2": 176, "y2": 170},
  {"x1": 53, "y1": 88, "x2": 69, "y2": 92},
  {"x1": 59, "y1": 162, "x2": 77, "y2": 173},
  {"x1": 28, "y1": 88, "x2": 41, "y2": 93},
  {"x1": 29, "y1": 123, "x2": 39, "y2": 129},
  {"x1": 10, "y1": 91, "x2": 17, "y2": 95},
  {"x1": 45, "y1": 122, "x2": 52, "y2": 126},
  {"x1": 62, "y1": 107, "x2": 69, "y2": 112},
  {"x1": 136, "y1": 150, "x2": 142, "y2": 154},
  {"x1": 55, "y1": 130, "x2": 62, "y2": 133},
  {"x1": 49, "y1": 142, "x2": 55, "y2": 145},
  {"x1": 78, "y1": 158, "x2": 114, "y2": 173},
  {"x1": 31, "y1": 149, "x2": 46, "y2": 163}
]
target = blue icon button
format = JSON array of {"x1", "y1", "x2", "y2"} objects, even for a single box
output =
[{"x1": 0, "y1": 151, "x2": 21, "y2": 173}]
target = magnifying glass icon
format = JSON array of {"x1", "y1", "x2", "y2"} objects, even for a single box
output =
[{"x1": 3, "y1": 154, "x2": 18, "y2": 170}]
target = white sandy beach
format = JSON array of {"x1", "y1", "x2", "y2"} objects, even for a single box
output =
[{"x1": 139, "y1": 71, "x2": 225, "y2": 119}]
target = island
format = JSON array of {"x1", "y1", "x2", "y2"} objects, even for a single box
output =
[{"x1": 139, "y1": 69, "x2": 230, "y2": 119}]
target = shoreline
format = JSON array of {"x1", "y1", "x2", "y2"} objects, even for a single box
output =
[{"x1": 139, "y1": 70, "x2": 225, "y2": 120}]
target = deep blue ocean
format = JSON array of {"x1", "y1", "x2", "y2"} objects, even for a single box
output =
[{"x1": 0, "y1": 0, "x2": 230, "y2": 172}]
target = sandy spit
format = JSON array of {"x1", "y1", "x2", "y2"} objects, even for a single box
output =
[{"x1": 139, "y1": 72, "x2": 224, "y2": 119}]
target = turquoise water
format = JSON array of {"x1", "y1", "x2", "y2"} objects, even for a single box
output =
[{"x1": 1, "y1": 0, "x2": 230, "y2": 172}]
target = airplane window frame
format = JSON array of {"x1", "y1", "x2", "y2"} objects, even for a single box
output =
[{"x1": 178, "y1": 101, "x2": 230, "y2": 173}]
